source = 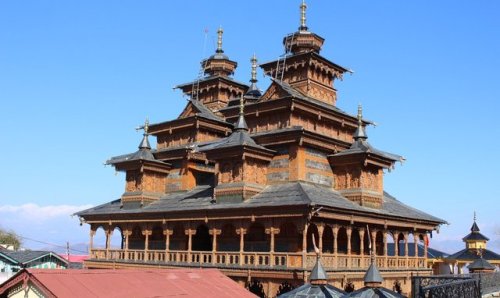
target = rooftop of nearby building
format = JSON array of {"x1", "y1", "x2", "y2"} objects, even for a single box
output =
[
  {"x1": 0, "y1": 250, "x2": 67, "y2": 266},
  {"x1": 0, "y1": 268, "x2": 257, "y2": 298}
]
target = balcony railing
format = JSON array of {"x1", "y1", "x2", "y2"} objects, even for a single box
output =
[{"x1": 89, "y1": 248, "x2": 427, "y2": 270}]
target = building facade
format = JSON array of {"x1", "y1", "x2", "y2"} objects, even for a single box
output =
[
  {"x1": 76, "y1": 2, "x2": 445, "y2": 297},
  {"x1": 0, "y1": 251, "x2": 68, "y2": 284}
]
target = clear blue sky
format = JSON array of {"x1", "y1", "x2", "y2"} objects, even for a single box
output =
[{"x1": 0, "y1": 1, "x2": 499, "y2": 253}]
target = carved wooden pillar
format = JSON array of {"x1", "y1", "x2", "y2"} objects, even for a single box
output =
[
  {"x1": 106, "y1": 227, "x2": 113, "y2": 251},
  {"x1": 209, "y1": 228, "x2": 221, "y2": 264},
  {"x1": 383, "y1": 231, "x2": 388, "y2": 268},
  {"x1": 123, "y1": 230, "x2": 131, "y2": 260},
  {"x1": 236, "y1": 228, "x2": 246, "y2": 266},
  {"x1": 414, "y1": 233, "x2": 419, "y2": 267},
  {"x1": 266, "y1": 226, "x2": 280, "y2": 267},
  {"x1": 404, "y1": 232, "x2": 409, "y2": 258},
  {"x1": 143, "y1": 229, "x2": 152, "y2": 261},
  {"x1": 317, "y1": 224, "x2": 324, "y2": 254},
  {"x1": 164, "y1": 229, "x2": 172, "y2": 251},
  {"x1": 371, "y1": 230, "x2": 377, "y2": 255},
  {"x1": 346, "y1": 227, "x2": 352, "y2": 255},
  {"x1": 346, "y1": 227, "x2": 352, "y2": 269},
  {"x1": 89, "y1": 229, "x2": 96, "y2": 253},
  {"x1": 302, "y1": 223, "x2": 308, "y2": 268},
  {"x1": 424, "y1": 233, "x2": 428, "y2": 264},
  {"x1": 394, "y1": 231, "x2": 399, "y2": 257},
  {"x1": 359, "y1": 228, "x2": 365, "y2": 256},
  {"x1": 332, "y1": 225, "x2": 338, "y2": 269},
  {"x1": 186, "y1": 228, "x2": 196, "y2": 263},
  {"x1": 332, "y1": 225, "x2": 338, "y2": 255}
]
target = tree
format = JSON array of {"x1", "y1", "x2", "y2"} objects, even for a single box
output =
[{"x1": 0, "y1": 228, "x2": 22, "y2": 250}]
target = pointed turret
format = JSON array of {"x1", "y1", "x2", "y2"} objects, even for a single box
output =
[
  {"x1": 138, "y1": 118, "x2": 151, "y2": 150},
  {"x1": 202, "y1": 26, "x2": 238, "y2": 77},
  {"x1": 234, "y1": 95, "x2": 249, "y2": 131},
  {"x1": 353, "y1": 105, "x2": 368, "y2": 140},
  {"x1": 260, "y1": 1, "x2": 349, "y2": 105},
  {"x1": 329, "y1": 105, "x2": 403, "y2": 208},
  {"x1": 106, "y1": 118, "x2": 171, "y2": 205},
  {"x1": 309, "y1": 255, "x2": 328, "y2": 285},
  {"x1": 463, "y1": 213, "x2": 489, "y2": 249},
  {"x1": 175, "y1": 26, "x2": 247, "y2": 111}
]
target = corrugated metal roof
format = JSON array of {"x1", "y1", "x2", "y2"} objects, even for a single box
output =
[{"x1": 12, "y1": 268, "x2": 257, "y2": 298}]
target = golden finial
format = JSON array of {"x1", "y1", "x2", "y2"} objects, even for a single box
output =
[
  {"x1": 357, "y1": 104, "x2": 363, "y2": 124},
  {"x1": 143, "y1": 117, "x2": 149, "y2": 135},
  {"x1": 217, "y1": 26, "x2": 224, "y2": 53},
  {"x1": 299, "y1": 0, "x2": 308, "y2": 31},
  {"x1": 250, "y1": 54, "x2": 258, "y2": 83},
  {"x1": 239, "y1": 94, "x2": 244, "y2": 116}
]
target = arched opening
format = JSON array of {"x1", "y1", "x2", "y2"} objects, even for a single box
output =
[
  {"x1": 149, "y1": 225, "x2": 166, "y2": 250},
  {"x1": 397, "y1": 233, "x2": 405, "y2": 256},
  {"x1": 245, "y1": 223, "x2": 269, "y2": 252},
  {"x1": 192, "y1": 224, "x2": 212, "y2": 251},
  {"x1": 322, "y1": 226, "x2": 334, "y2": 253},
  {"x1": 363, "y1": 230, "x2": 370, "y2": 255},
  {"x1": 418, "y1": 234, "x2": 426, "y2": 257},
  {"x1": 386, "y1": 232, "x2": 395, "y2": 256},
  {"x1": 109, "y1": 227, "x2": 123, "y2": 249},
  {"x1": 219, "y1": 224, "x2": 238, "y2": 252},
  {"x1": 338, "y1": 227, "x2": 348, "y2": 254},
  {"x1": 129, "y1": 225, "x2": 145, "y2": 250},
  {"x1": 351, "y1": 228, "x2": 361, "y2": 255},
  {"x1": 306, "y1": 223, "x2": 319, "y2": 252},
  {"x1": 276, "y1": 222, "x2": 300, "y2": 252},
  {"x1": 408, "y1": 232, "x2": 415, "y2": 257},
  {"x1": 169, "y1": 224, "x2": 187, "y2": 250},
  {"x1": 93, "y1": 226, "x2": 106, "y2": 249},
  {"x1": 247, "y1": 280, "x2": 265, "y2": 298},
  {"x1": 375, "y1": 231, "x2": 384, "y2": 256}
]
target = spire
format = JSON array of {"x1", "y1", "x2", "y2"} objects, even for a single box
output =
[
  {"x1": 471, "y1": 212, "x2": 480, "y2": 232},
  {"x1": 309, "y1": 234, "x2": 328, "y2": 285},
  {"x1": 250, "y1": 53, "x2": 258, "y2": 83},
  {"x1": 299, "y1": 0, "x2": 308, "y2": 31},
  {"x1": 364, "y1": 226, "x2": 383, "y2": 287},
  {"x1": 138, "y1": 118, "x2": 151, "y2": 150},
  {"x1": 353, "y1": 104, "x2": 368, "y2": 140},
  {"x1": 216, "y1": 26, "x2": 224, "y2": 53},
  {"x1": 234, "y1": 95, "x2": 248, "y2": 131},
  {"x1": 246, "y1": 54, "x2": 262, "y2": 98}
]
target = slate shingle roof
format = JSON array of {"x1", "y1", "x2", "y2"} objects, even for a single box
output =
[
  {"x1": 76, "y1": 182, "x2": 446, "y2": 224},
  {"x1": 446, "y1": 248, "x2": 500, "y2": 261},
  {"x1": 0, "y1": 251, "x2": 66, "y2": 265}
]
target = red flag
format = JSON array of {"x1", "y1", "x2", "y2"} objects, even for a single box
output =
[{"x1": 424, "y1": 234, "x2": 430, "y2": 247}]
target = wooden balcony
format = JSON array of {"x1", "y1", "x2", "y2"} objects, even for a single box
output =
[{"x1": 89, "y1": 248, "x2": 427, "y2": 270}]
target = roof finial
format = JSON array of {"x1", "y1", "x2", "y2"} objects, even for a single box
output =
[
  {"x1": 353, "y1": 104, "x2": 368, "y2": 140},
  {"x1": 239, "y1": 94, "x2": 244, "y2": 116},
  {"x1": 216, "y1": 26, "x2": 224, "y2": 53},
  {"x1": 364, "y1": 225, "x2": 383, "y2": 287},
  {"x1": 138, "y1": 117, "x2": 151, "y2": 150},
  {"x1": 299, "y1": 0, "x2": 308, "y2": 31},
  {"x1": 143, "y1": 117, "x2": 149, "y2": 135},
  {"x1": 234, "y1": 94, "x2": 248, "y2": 131},
  {"x1": 250, "y1": 53, "x2": 258, "y2": 83},
  {"x1": 474, "y1": 211, "x2": 477, "y2": 222}
]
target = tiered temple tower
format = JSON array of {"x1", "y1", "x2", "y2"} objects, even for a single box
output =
[{"x1": 77, "y1": 2, "x2": 445, "y2": 297}]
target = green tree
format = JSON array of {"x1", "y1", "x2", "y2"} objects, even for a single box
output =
[{"x1": 0, "y1": 228, "x2": 22, "y2": 250}]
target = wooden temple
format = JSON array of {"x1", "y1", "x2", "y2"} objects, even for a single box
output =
[{"x1": 76, "y1": 2, "x2": 446, "y2": 297}]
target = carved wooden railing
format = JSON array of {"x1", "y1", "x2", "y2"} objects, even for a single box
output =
[{"x1": 89, "y1": 249, "x2": 427, "y2": 270}]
